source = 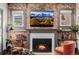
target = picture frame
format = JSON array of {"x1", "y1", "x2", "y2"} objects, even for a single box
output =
[
  {"x1": 12, "y1": 10, "x2": 24, "y2": 27},
  {"x1": 59, "y1": 9, "x2": 72, "y2": 26},
  {"x1": 30, "y1": 10, "x2": 54, "y2": 27}
]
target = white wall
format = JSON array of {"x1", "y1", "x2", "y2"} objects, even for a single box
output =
[
  {"x1": 77, "y1": 33, "x2": 79, "y2": 50},
  {"x1": 0, "y1": 4, "x2": 7, "y2": 50},
  {"x1": 76, "y1": 4, "x2": 79, "y2": 50}
]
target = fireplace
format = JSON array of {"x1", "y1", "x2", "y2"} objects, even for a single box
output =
[
  {"x1": 30, "y1": 33, "x2": 54, "y2": 55},
  {"x1": 32, "y1": 38, "x2": 52, "y2": 52}
]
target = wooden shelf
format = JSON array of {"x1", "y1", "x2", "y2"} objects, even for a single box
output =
[
  {"x1": 58, "y1": 39, "x2": 77, "y2": 41},
  {"x1": 57, "y1": 31, "x2": 77, "y2": 46}
]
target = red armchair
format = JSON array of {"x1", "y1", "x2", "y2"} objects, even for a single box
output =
[{"x1": 55, "y1": 41, "x2": 76, "y2": 55}]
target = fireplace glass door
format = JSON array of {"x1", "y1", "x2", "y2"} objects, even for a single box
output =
[{"x1": 32, "y1": 38, "x2": 52, "y2": 52}]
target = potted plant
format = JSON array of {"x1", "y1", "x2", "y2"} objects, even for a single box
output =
[
  {"x1": 69, "y1": 25, "x2": 78, "y2": 32},
  {"x1": 57, "y1": 27, "x2": 62, "y2": 32},
  {"x1": 8, "y1": 20, "x2": 14, "y2": 31}
]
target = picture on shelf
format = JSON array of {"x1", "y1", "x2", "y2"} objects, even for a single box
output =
[{"x1": 30, "y1": 10, "x2": 54, "y2": 27}]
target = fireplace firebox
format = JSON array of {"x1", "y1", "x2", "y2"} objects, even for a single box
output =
[
  {"x1": 32, "y1": 38, "x2": 52, "y2": 52},
  {"x1": 30, "y1": 33, "x2": 54, "y2": 54}
]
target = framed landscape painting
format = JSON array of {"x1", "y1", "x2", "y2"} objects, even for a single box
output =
[
  {"x1": 30, "y1": 10, "x2": 54, "y2": 27},
  {"x1": 59, "y1": 10, "x2": 72, "y2": 26}
]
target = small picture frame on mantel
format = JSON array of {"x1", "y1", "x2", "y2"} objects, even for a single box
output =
[
  {"x1": 59, "y1": 9, "x2": 72, "y2": 27},
  {"x1": 12, "y1": 10, "x2": 24, "y2": 28}
]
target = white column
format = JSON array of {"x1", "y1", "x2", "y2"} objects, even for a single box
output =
[{"x1": 0, "y1": 3, "x2": 8, "y2": 50}]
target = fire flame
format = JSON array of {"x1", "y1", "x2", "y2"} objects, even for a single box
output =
[{"x1": 38, "y1": 44, "x2": 46, "y2": 50}]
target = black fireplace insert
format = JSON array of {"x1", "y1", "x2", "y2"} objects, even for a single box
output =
[{"x1": 32, "y1": 38, "x2": 52, "y2": 52}]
